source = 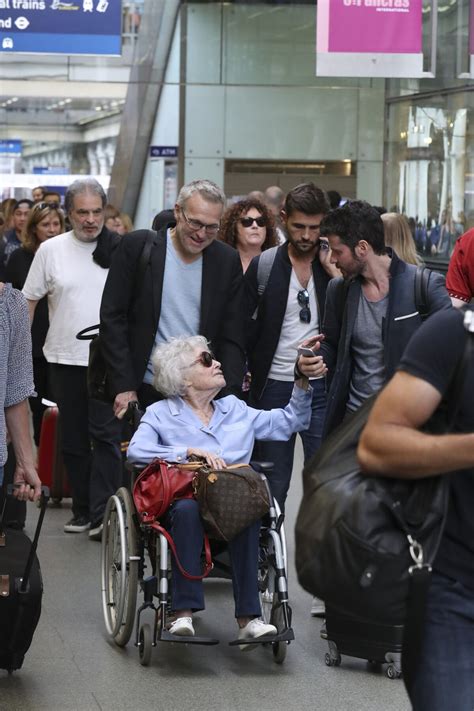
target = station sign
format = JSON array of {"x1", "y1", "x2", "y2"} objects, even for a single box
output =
[
  {"x1": 316, "y1": 0, "x2": 424, "y2": 78},
  {"x1": 0, "y1": 0, "x2": 122, "y2": 56},
  {"x1": 0, "y1": 139, "x2": 22, "y2": 155}
]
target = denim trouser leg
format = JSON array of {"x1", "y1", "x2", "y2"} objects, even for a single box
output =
[
  {"x1": 229, "y1": 519, "x2": 261, "y2": 618},
  {"x1": 408, "y1": 570, "x2": 474, "y2": 711},
  {"x1": 251, "y1": 378, "x2": 326, "y2": 510},
  {"x1": 167, "y1": 499, "x2": 205, "y2": 612}
]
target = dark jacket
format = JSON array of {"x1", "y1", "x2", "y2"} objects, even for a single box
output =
[
  {"x1": 245, "y1": 242, "x2": 332, "y2": 399},
  {"x1": 99, "y1": 227, "x2": 246, "y2": 398},
  {"x1": 320, "y1": 251, "x2": 452, "y2": 435},
  {"x1": 4, "y1": 247, "x2": 47, "y2": 358}
]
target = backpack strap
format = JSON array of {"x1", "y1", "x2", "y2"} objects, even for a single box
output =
[
  {"x1": 414, "y1": 265, "x2": 430, "y2": 321},
  {"x1": 251, "y1": 246, "x2": 278, "y2": 321}
]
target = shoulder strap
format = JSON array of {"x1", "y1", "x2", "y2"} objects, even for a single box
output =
[
  {"x1": 135, "y1": 229, "x2": 155, "y2": 286},
  {"x1": 251, "y1": 245, "x2": 278, "y2": 320},
  {"x1": 414, "y1": 265, "x2": 430, "y2": 321}
]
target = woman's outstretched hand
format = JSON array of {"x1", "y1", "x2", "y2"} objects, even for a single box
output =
[{"x1": 187, "y1": 448, "x2": 227, "y2": 470}]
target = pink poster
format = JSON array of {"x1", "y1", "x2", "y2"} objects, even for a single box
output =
[{"x1": 317, "y1": 0, "x2": 424, "y2": 78}]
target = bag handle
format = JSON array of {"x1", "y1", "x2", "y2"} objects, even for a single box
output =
[{"x1": 150, "y1": 521, "x2": 213, "y2": 580}]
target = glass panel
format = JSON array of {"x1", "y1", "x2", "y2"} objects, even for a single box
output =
[{"x1": 385, "y1": 92, "x2": 473, "y2": 265}]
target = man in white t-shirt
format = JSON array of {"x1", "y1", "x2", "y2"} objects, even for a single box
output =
[{"x1": 23, "y1": 178, "x2": 120, "y2": 534}]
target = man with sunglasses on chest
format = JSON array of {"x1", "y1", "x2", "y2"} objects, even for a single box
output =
[
  {"x1": 100, "y1": 178, "x2": 246, "y2": 417},
  {"x1": 245, "y1": 183, "x2": 339, "y2": 512}
]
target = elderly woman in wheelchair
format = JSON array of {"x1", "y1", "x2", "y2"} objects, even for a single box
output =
[{"x1": 126, "y1": 335, "x2": 312, "y2": 648}]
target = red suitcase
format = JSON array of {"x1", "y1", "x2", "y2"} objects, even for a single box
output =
[{"x1": 37, "y1": 406, "x2": 71, "y2": 503}]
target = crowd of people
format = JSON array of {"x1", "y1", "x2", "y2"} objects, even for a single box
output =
[{"x1": 0, "y1": 177, "x2": 472, "y2": 707}]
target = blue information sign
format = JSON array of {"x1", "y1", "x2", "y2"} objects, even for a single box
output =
[
  {"x1": 150, "y1": 146, "x2": 178, "y2": 158},
  {"x1": 0, "y1": 139, "x2": 22, "y2": 155},
  {"x1": 0, "y1": 0, "x2": 122, "y2": 56}
]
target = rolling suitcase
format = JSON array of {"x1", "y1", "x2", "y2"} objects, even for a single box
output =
[
  {"x1": 321, "y1": 606, "x2": 403, "y2": 679},
  {"x1": 37, "y1": 404, "x2": 70, "y2": 503},
  {"x1": 0, "y1": 486, "x2": 49, "y2": 673}
]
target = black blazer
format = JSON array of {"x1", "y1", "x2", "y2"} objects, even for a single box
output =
[
  {"x1": 99, "y1": 227, "x2": 246, "y2": 397},
  {"x1": 321, "y1": 251, "x2": 452, "y2": 435},
  {"x1": 245, "y1": 242, "x2": 332, "y2": 399}
]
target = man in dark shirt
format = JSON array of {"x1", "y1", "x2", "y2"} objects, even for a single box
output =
[{"x1": 358, "y1": 307, "x2": 474, "y2": 711}]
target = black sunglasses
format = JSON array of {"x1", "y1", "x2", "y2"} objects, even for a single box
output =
[
  {"x1": 35, "y1": 201, "x2": 60, "y2": 210},
  {"x1": 240, "y1": 216, "x2": 266, "y2": 228},
  {"x1": 191, "y1": 351, "x2": 214, "y2": 368},
  {"x1": 297, "y1": 289, "x2": 311, "y2": 324}
]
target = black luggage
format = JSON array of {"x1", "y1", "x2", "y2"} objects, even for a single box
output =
[
  {"x1": 321, "y1": 606, "x2": 403, "y2": 679},
  {"x1": 0, "y1": 486, "x2": 49, "y2": 673}
]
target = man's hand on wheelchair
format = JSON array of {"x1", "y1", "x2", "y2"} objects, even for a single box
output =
[
  {"x1": 187, "y1": 448, "x2": 227, "y2": 470},
  {"x1": 114, "y1": 390, "x2": 139, "y2": 419}
]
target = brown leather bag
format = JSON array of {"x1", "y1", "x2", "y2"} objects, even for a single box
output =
[{"x1": 193, "y1": 464, "x2": 271, "y2": 542}]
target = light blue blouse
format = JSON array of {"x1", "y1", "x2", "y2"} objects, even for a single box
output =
[{"x1": 127, "y1": 384, "x2": 312, "y2": 466}]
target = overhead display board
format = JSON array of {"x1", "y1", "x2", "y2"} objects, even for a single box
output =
[
  {"x1": 0, "y1": 0, "x2": 122, "y2": 56},
  {"x1": 316, "y1": 0, "x2": 424, "y2": 78}
]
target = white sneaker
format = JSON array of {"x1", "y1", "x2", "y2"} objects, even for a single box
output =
[
  {"x1": 310, "y1": 596, "x2": 326, "y2": 618},
  {"x1": 238, "y1": 618, "x2": 277, "y2": 651},
  {"x1": 169, "y1": 617, "x2": 195, "y2": 637}
]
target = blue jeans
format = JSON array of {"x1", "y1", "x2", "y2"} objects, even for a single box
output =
[
  {"x1": 250, "y1": 378, "x2": 327, "y2": 509},
  {"x1": 166, "y1": 499, "x2": 261, "y2": 618},
  {"x1": 408, "y1": 570, "x2": 474, "y2": 711}
]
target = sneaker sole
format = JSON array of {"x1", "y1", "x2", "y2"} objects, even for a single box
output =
[{"x1": 64, "y1": 525, "x2": 91, "y2": 533}]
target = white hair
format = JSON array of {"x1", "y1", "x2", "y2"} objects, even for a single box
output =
[{"x1": 151, "y1": 335, "x2": 210, "y2": 397}]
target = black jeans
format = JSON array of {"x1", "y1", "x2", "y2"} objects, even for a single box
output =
[
  {"x1": 49, "y1": 364, "x2": 91, "y2": 519},
  {"x1": 49, "y1": 365, "x2": 124, "y2": 523}
]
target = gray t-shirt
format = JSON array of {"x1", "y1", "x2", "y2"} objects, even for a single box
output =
[
  {"x1": 143, "y1": 233, "x2": 202, "y2": 385},
  {"x1": 346, "y1": 290, "x2": 388, "y2": 413}
]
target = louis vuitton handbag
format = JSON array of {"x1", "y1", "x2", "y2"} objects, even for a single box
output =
[{"x1": 192, "y1": 464, "x2": 271, "y2": 542}]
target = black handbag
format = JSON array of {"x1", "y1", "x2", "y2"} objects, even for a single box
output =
[
  {"x1": 76, "y1": 230, "x2": 156, "y2": 402},
  {"x1": 295, "y1": 396, "x2": 448, "y2": 626}
]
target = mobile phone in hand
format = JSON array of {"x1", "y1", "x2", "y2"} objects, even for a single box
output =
[{"x1": 297, "y1": 346, "x2": 317, "y2": 358}]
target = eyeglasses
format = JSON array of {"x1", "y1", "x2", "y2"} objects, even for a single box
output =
[
  {"x1": 190, "y1": 351, "x2": 214, "y2": 368},
  {"x1": 181, "y1": 210, "x2": 220, "y2": 236},
  {"x1": 297, "y1": 289, "x2": 311, "y2": 324},
  {"x1": 240, "y1": 216, "x2": 266, "y2": 228}
]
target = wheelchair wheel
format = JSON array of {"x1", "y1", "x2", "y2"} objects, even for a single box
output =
[
  {"x1": 101, "y1": 487, "x2": 139, "y2": 646},
  {"x1": 138, "y1": 623, "x2": 153, "y2": 667}
]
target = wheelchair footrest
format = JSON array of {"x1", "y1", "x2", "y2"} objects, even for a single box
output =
[
  {"x1": 228, "y1": 627, "x2": 295, "y2": 646},
  {"x1": 158, "y1": 629, "x2": 220, "y2": 645}
]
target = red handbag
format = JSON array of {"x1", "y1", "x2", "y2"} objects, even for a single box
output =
[{"x1": 132, "y1": 459, "x2": 212, "y2": 580}]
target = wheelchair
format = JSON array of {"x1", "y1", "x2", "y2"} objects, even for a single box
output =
[{"x1": 100, "y1": 462, "x2": 294, "y2": 666}]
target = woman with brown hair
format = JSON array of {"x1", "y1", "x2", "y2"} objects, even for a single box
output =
[
  {"x1": 381, "y1": 212, "x2": 422, "y2": 266},
  {"x1": 5, "y1": 202, "x2": 65, "y2": 444},
  {"x1": 219, "y1": 198, "x2": 278, "y2": 273}
]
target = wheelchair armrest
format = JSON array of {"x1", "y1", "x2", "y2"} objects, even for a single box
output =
[{"x1": 250, "y1": 460, "x2": 274, "y2": 474}]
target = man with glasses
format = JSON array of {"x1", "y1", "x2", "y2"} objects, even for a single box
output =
[
  {"x1": 245, "y1": 183, "x2": 339, "y2": 514},
  {"x1": 98, "y1": 179, "x2": 246, "y2": 534},
  {"x1": 319, "y1": 200, "x2": 451, "y2": 437},
  {"x1": 22, "y1": 178, "x2": 120, "y2": 535}
]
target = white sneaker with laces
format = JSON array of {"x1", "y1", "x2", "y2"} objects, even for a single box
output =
[
  {"x1": 238, "y1": 618, "x2": 277, "y2": 651},
  {"x1": 169, "y1": 616, "x2": 195, "y2": 637}
]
